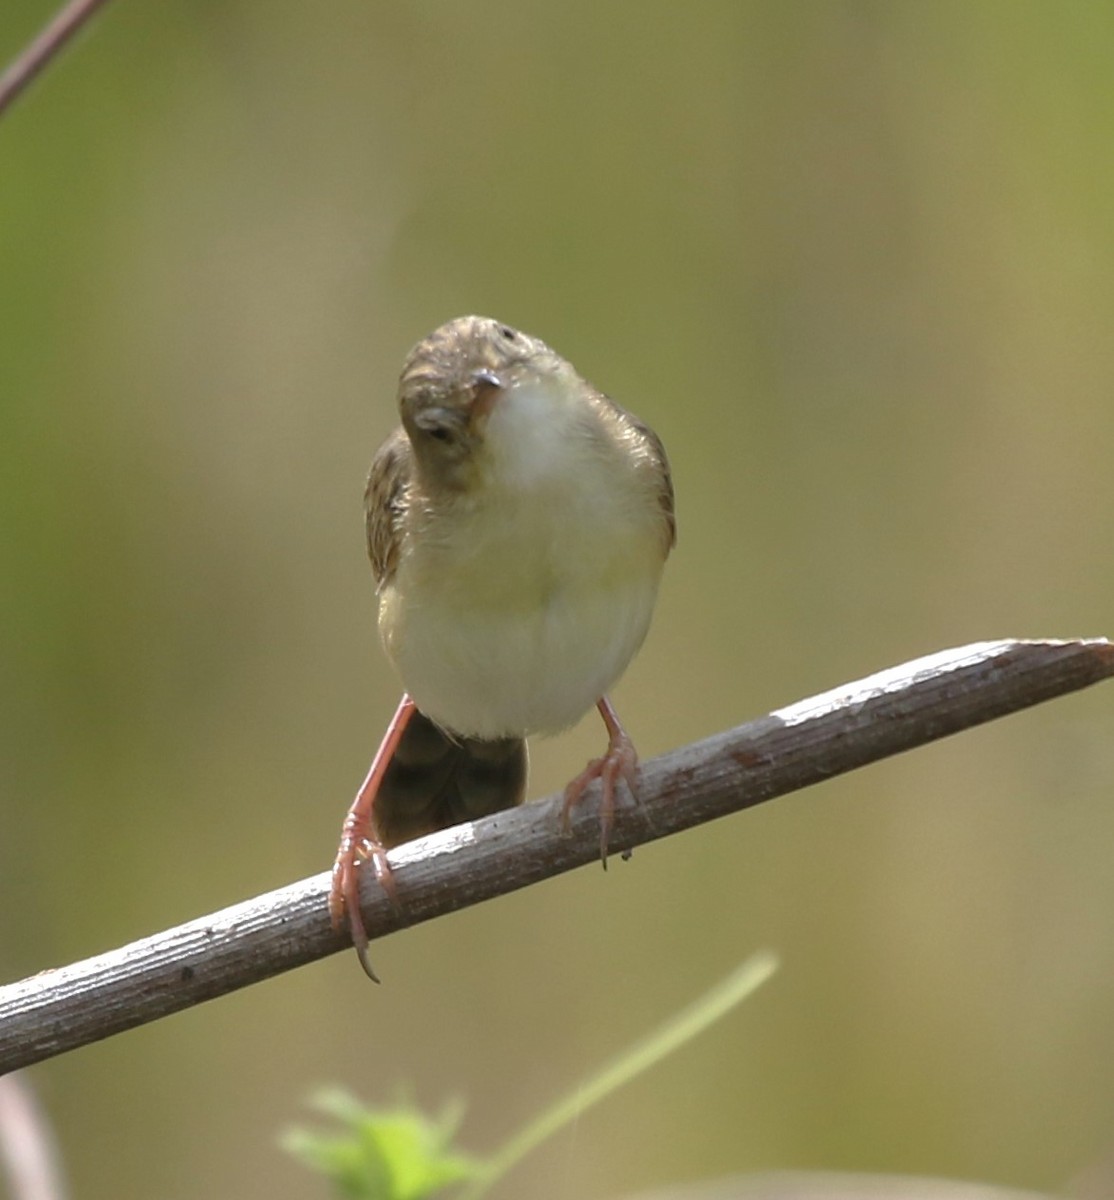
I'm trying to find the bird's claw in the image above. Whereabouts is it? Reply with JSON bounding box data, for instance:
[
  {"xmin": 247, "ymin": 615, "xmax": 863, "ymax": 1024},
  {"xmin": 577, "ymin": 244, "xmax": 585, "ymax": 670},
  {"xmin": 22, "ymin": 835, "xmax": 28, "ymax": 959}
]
[
  {"xmin": 329, "ymin": 829, "xmax": 396, "ymax": 984},
  {"xmin": 561, "ymin": 728, "xmax": 639, "ymax": 867}
]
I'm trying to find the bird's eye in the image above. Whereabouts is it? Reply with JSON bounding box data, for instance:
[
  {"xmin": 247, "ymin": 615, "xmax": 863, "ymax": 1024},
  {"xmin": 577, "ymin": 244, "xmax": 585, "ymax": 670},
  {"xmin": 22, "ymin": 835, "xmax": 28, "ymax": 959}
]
[
  {"xmin": 499, "ymin": 326, "xmax": 517, "ymax": 341},
  {"xmin": 412, "ymin": 406, "xmax": 462, "ymax": 446}
]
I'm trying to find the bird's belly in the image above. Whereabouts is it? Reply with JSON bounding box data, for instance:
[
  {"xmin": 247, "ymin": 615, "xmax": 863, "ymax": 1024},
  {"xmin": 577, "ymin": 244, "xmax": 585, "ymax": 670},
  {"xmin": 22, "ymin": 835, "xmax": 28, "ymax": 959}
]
[{"xmin": 378, "ymin": 509, "xmax": 664, "ymax": 739}]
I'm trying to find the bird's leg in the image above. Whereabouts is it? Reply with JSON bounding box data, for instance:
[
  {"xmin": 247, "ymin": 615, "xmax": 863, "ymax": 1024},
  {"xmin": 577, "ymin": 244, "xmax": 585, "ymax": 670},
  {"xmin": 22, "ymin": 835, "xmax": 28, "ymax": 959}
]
[
  {"xmin": 329, "ymin": 693, "xmax": 416, "ymax": 981},
  {"xmin": 561, "ymin": 695, "xmax": 639, "ymax": 867}
]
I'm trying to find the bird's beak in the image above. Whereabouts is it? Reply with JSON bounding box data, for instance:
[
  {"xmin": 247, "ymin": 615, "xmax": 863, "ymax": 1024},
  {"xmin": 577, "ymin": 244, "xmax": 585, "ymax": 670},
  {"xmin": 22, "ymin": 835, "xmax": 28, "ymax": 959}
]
[{"xmin": 469, "ymin": 369, "xmax": 504, "ymax": 426}]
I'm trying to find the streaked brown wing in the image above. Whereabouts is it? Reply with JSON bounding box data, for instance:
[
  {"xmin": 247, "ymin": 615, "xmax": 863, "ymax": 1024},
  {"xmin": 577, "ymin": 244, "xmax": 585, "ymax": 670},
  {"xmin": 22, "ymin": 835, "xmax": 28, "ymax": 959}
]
[
  {"xmin": 363, "ymin": 428, "xmax": 412, "ymax": 587},
  {"xmin": 592, "ymin": 385, "xmax": 676, "ymax": 555},
  {"xmin": 637, "ymin": 415, "xmax": 676, "ymax": 553}
]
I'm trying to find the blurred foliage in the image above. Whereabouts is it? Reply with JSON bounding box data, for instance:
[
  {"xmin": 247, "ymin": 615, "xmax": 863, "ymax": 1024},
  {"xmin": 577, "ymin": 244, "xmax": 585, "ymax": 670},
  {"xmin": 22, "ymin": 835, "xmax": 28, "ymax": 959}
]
[
  {"xmin": 284, "ymin": 956, "xmax": 776, "ymax": 1199},
  {"xmin": 284, "ymin": 1092, "xmax": 479, "ymax": 1200},
  {"xmin": 2, "ymin": 3, "xmax": 1114, "ymax": 1200}
]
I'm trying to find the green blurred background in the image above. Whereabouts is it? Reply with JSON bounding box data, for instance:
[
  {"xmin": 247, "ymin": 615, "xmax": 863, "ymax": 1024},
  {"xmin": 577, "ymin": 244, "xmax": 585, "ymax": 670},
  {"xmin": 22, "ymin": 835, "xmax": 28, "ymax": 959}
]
[{"xmin": 3, "ymin": 2, "xmax": 1114, "ymax": 1197}]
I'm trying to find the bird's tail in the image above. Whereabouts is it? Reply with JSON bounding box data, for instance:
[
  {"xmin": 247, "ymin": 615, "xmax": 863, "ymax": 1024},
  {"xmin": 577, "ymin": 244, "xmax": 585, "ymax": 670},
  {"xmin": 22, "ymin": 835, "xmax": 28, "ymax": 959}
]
[{"xmin": 371, "ymin": 707, "xmax": 528, "ymax": 848}]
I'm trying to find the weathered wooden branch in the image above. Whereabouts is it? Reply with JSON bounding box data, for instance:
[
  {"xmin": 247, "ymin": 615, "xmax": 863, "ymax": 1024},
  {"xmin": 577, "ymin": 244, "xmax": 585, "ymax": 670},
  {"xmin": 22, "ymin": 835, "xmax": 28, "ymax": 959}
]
[{"xmin": 1, "ymin": 638, "xmax": 1111, "ymax": 1076}]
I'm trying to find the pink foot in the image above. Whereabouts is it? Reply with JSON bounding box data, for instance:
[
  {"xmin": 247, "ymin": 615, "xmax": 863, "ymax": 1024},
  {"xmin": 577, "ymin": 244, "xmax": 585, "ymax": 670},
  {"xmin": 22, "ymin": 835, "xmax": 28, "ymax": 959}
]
[
  {"xmin": 561, "ymin": 697, "xmax": 639, "ymax": 867},
  {"xmin": 328, "ymin": 695, "xmax": 415, "ymax": 982},
  {"xmin": 329, "ymin": 823, "xmax": 396, "ymax": 983}
]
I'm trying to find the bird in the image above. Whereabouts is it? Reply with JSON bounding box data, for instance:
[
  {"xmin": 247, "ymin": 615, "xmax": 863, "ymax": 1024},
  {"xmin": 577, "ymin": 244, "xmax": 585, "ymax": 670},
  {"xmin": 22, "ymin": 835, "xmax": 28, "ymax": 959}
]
[{"xmin": 329, "ymin": 315, "xmax": 675, "ymax": 978}]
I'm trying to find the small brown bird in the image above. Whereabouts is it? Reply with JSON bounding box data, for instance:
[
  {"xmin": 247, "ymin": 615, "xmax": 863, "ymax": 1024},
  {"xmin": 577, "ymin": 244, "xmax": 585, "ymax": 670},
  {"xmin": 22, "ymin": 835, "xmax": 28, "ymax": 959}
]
[{"xmin": 329, "ymin": 316, "xmax": 675, "ymax": 978}]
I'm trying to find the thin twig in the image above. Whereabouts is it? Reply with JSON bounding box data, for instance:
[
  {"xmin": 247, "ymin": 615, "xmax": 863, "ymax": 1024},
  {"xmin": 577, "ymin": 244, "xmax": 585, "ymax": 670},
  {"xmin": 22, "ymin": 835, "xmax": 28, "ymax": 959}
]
[
  {"xmin": 0, "ymin": 638, "xmax": 1111, "ymax": 1075},
  {"xmin": 0, "ymin": 0, "xmax": 113, "ymax": 119}
]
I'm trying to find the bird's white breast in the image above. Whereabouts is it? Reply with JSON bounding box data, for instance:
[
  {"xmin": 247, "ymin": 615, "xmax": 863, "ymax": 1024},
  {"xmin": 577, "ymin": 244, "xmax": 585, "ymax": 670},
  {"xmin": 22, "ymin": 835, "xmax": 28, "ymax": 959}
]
[{"xmin": 378, "ymin": 380, "xmax": 665, "ymax": 739}]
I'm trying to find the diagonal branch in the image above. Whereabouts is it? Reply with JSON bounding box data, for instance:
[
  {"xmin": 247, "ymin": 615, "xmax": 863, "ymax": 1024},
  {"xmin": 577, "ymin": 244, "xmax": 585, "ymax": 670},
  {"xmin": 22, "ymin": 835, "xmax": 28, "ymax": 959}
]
[
  {"xmin": 1, "ymin": 638, "xmax": 1112, "ymax": 1075},
  {"xmin": 0, "ymin": 0, "xmax": 113, "ymax": 119}
]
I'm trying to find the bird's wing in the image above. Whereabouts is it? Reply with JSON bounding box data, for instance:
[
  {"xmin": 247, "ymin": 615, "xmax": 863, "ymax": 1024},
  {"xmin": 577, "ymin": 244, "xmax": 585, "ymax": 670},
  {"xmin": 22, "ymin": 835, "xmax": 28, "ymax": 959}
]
[
  {"xmin": 364, "ymin": 428, "xmax": 412, "ymax": 588},
  {"xmin": 637, "ymin": 415, "xmax": 676, "ymax": 553}
]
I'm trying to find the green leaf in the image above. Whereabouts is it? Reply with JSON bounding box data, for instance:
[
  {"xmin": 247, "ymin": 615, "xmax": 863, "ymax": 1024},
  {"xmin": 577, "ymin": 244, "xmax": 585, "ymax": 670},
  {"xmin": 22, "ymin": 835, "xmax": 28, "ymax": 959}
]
[{"xmin": 282, "ymin": 1090, "xmax": 480, "ymax": 1200}]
